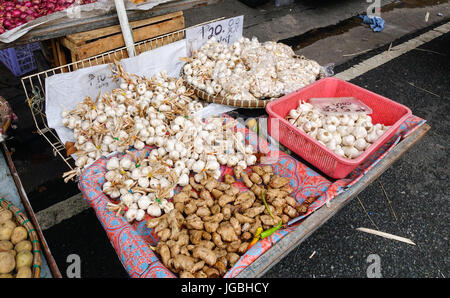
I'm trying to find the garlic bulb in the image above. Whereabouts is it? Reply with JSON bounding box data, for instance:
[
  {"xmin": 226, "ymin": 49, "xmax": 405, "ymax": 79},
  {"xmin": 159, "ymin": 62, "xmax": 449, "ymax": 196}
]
[
  {"xmin": 147, "ymin": 204, "xmax": 162, "ymax": 217},
  {"xmin": 61, "ymin": 63, "xmax": 206, "ymax": 182}
]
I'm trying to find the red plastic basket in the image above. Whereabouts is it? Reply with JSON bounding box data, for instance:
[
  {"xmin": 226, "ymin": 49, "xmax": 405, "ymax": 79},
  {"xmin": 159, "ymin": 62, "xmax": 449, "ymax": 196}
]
[{"xmin": 266, "ymin": 77, "xmax": 412, "ymax": 179}]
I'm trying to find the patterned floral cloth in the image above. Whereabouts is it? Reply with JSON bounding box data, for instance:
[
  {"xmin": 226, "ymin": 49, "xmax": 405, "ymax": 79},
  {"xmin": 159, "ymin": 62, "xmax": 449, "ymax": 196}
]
[{"xmin": 78, "ymin": 115, "xmax": 425, "ymax": 278}]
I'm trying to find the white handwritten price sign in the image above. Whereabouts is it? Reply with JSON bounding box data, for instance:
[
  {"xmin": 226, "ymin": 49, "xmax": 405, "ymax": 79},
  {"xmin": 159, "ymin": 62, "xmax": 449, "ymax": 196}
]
[{"xmin": 186, "ymin": 15, "xmax": 244, "ymax": 56}]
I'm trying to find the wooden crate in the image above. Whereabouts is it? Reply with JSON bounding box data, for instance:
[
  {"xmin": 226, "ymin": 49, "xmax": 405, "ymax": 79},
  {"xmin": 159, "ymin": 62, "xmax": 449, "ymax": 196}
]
[{"xmin": 53, "ymin": 11, "xmax": 185, "ymax": 68}]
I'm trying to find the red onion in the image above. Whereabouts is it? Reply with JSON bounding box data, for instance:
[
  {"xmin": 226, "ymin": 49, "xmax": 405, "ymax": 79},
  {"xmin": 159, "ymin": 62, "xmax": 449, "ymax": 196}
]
[
  {"xmin": 0, "ymin": 0, "xmax": 97, "ymax": 33},
  {"xmin": 12, "ymin": 10, "xmax": 21, "ymax": 18},
  {"xmin": 3, "ymin": 19, "xmax": 12, "ymax": 29}
]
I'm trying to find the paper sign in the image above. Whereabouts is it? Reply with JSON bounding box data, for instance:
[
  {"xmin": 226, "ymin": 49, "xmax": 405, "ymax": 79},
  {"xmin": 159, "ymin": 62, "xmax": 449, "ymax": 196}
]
[
  {"xmin": 309, "ymin": 97, "xmax": 373, "ymax": 115},
  {"xmin": 186, "ymin": 15, "xmax": 244, "ymax": 56},
  {"xmin": 45, "ymin": 64, "xmax": 118, "ymax": 145}
]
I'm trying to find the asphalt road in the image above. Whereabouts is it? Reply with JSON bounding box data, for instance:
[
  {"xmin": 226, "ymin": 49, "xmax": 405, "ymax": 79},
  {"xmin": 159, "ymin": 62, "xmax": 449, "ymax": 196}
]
[{"xmin": 0, "ymin": 1, "xmax": 448, "ymax": 278}]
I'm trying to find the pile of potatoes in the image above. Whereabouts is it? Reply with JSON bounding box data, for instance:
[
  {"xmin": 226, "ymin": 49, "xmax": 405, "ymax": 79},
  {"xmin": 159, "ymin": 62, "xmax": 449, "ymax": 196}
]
[
  {"xmin": 0, "ymin": 208, "xmax": 34, "ymax": 278},
  {"xmin": 146, "ymin": 164, "xmax": 305, "ymax": 278}
]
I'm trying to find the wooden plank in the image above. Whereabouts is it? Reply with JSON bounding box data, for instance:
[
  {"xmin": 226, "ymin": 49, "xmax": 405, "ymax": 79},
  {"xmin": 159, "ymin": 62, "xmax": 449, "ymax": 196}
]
[
  {"xmin": 55, "ymin": 40, "xmax": 67, "ymax": 68},
  {"xmin": 59, "ymin": 37, "xmax": 79, "ymax": 54},
  {"xmin": 235, "ymin": 123, "xmax": 431, "ymax": 277},
  {"xmin": 65, "ymin": 11, "xmax": 183, "ymax": 46},
  {"xmin": 72, "ymin": 15, "xmax": 184, "ymax": 60},
  {"xmin": 0, "ymin": 0, "xmax": 222, "ymax": 50},
  {"xmin": 65, "ymin": 31, "xmax": 184, "ymax": 69},
  {"xmin": 50, "ymin": 39, "xmax": 59, "ymax": 67}
]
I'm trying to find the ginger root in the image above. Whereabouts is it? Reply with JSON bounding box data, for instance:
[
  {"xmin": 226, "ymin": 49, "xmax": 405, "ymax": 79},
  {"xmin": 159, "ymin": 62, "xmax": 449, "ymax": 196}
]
[{"xmin": 151, "ymin": 164, "xmax": 297, "ymax": 278}]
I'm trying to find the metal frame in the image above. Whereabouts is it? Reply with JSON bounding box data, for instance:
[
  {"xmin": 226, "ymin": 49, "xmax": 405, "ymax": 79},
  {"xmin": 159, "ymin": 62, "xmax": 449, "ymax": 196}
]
[
  {"xmin": 236, "ymin": 123, "xmax": 430, "ymax": 277},
  {"xmin": 21, "ymin": 18, "xmax": 223, "ymax": 171}
]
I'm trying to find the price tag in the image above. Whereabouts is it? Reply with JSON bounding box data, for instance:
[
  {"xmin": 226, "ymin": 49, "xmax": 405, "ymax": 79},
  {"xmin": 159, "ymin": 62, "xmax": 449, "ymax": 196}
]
[
  {"xmin": 45, "ymin": 64, "xmax": 118, "ymax": 145},
  {"xmin": 186, "ymin": 15, "xmax": 244, "ymax": 56},
  {"xmin": 86, "ymin": 71, "xmax": 111, "ymax": 91},
  {"xmin": 309, "ymin": 97, "xmax": 373, "ymax": 115}
]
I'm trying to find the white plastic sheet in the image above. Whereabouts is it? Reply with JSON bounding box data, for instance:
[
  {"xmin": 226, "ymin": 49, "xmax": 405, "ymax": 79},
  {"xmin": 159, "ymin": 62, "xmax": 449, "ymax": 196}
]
[{"xmin": 120, "ymin": 39, "xmax": 186, "ymax": 77}]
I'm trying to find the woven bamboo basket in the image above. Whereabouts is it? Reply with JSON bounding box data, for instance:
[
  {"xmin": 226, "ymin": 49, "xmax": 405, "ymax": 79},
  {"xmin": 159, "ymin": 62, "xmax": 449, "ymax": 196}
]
[
  {"xmin": 0, "ymin": 197, "xmax": 41, "ymax": 278},
  {"xmin": 181, "ymin": 68, "xmax": 273, "ymax": 108},
  {"xmin": 180, "ymin": 55, "xmax": 325, "ymax": 109}
]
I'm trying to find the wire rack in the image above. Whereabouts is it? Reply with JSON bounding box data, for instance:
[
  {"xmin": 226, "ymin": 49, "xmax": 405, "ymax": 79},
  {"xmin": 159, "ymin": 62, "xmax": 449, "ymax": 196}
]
[{"xmin": 21, "ymin": 18, "xmax": 223, "ymax": 171}]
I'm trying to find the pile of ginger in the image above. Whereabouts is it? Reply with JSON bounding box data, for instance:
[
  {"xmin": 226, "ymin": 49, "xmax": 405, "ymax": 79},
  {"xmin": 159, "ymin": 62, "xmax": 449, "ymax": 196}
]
[{"xmin": 146, "ymin": 164, "xmax": 315, "ymax": 278}]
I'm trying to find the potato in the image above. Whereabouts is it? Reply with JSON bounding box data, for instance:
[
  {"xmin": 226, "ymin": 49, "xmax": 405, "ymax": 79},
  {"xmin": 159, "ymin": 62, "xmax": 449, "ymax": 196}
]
[
  {"xmin": 11, "ymin": 226, "xmax": 28, "ymax": 245},
  {"xmin": 7, "ymin": 250, "xmax": 16, "ymax": 257},
  {"xmin": 16, "ymin": 266, "xmax": 32, "ymax": 278},
  {"xmin": 0, "ymin": 240, "xmax": 13, "ymax": 252},
  {"xmin": 1, "ymin": 220, "xmax": 16, "ymax": 230},
  {"xmin": 0, "ymin": 209, "xmax": 13, "ymax": 224},
  {"xmin": 0, "ymin": 251, "xmax": 15, "ymax": 274},
  {"xmin": 16, "ymin": 250, "xmax": 33, "ymax": 270},
  {"xmin": 0, "ymin": 226, "xmax": 13, "ymax": 241}
]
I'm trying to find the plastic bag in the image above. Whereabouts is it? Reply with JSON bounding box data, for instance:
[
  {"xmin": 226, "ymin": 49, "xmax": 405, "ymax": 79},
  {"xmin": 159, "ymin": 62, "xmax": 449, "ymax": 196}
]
[
  {"xmin": 321, "ymin": 63, "xmax": 335, "ymax": 77},
  {"xmin": 125, "ymin": 0, "xmax": 174, "ymax": 10}
]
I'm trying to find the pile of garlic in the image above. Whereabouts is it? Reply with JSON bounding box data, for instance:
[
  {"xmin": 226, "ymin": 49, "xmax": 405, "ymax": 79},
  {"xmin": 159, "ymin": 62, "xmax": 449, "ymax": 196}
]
[
  {"xmin": 105, "ymin": 115, "xmax": 258, "ymax": 222},
  {"xmin": 286, "ymin": 101, "xmax": 391, "ymax": 159},
  {"xmin": 61, "ymin": 64, "xmax": 259, "ymax": 221},
  {"xmin": 61, "ymin": 66, "xmax": 205, "ymax": 182},
  {"xmin": 104, "ymin": 154, "xmax": 176, "ymax": 222},
  {"xmin": 183, "ymin": 37, "xmax": 322, "ymax": 102}
]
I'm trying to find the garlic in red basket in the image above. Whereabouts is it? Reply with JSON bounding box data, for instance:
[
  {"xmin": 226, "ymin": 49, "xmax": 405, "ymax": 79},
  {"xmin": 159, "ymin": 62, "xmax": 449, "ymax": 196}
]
[{"xmin": 286, "ymin": 101, "xmax": 391, "ymax": 159}]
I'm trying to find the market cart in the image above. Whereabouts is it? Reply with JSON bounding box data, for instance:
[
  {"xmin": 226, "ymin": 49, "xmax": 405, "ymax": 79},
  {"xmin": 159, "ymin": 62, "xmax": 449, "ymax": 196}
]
[{"xmin": 16, "ymin": 15, "xmax": 431, "ymax": 277}]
